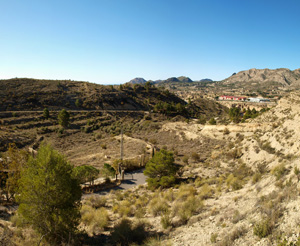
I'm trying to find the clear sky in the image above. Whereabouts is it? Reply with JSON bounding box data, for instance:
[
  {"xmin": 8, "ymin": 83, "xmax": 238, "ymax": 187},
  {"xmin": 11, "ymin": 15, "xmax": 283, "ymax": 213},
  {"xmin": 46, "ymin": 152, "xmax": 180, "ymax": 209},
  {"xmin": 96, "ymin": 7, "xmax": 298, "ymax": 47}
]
[{"xmin": 1, "ymin": 0, "xmax": 299, "ymax": 84}]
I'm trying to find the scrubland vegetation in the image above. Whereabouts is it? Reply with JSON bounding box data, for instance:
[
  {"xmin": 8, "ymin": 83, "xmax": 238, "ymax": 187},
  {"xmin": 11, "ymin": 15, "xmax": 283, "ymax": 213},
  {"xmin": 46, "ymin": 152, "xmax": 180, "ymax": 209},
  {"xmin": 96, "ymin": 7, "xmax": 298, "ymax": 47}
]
[{"xmin": 2, "ymin": 79, "xmax": 300, "ymax": 245}]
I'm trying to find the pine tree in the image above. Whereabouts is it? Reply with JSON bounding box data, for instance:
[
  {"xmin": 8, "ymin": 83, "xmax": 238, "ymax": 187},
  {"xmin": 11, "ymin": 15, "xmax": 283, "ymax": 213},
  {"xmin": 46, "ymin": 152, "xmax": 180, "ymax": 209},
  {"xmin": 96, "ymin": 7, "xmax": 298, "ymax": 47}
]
[
  {"xmin": 144, "ymin": 149, "xmax": 179, "ymax": 189},
  {"xmin": 43, "ymin": 107, "xmax": 49, "ymax": 119},
  {"xmin": 17, "ymin": 144, "xmax": 81, "ymax": 244},
  {"xmin": 58, "ymin": 109, "xmax": 70, "ymax": 128}
]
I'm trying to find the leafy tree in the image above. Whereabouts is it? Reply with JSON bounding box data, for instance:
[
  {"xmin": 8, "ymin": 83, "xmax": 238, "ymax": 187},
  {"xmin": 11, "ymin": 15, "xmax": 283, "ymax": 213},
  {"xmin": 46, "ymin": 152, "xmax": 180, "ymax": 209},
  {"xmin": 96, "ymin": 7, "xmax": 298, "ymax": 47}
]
[
  {"xmin": 229, "ymin": 107, "xmax": 241, "ymax": 123},
  {"xmin": 145, "ymin": 81, "xmax": 151, "ymax": 92},
  {"xmin": 102, "ymin": 163, "xmax": 116, "ymax": 178},
  {"xmin": 58, "ymin": 109, "xmax": 70, "ymax": 128},
  {"xmin": 73, "ymin": 165, "xmax": 99, "ymax": 185},
  {"xmin": 43, "ymin": 107, "xmax": 49, "ymax": 119},
  {"xmin": 17, "ymin": 144, "xmax": 81, "ymax": 245},
  {"xmin": 243, "ymin": 108, "xmax": 252, "ymax": 120},
  {"xmin": 144, "ymin": 149, "xmax": 179, "ymax": 189},
  {"xmin": 0, "ymin": 144, "xmax": 28, "ymax": 202}
]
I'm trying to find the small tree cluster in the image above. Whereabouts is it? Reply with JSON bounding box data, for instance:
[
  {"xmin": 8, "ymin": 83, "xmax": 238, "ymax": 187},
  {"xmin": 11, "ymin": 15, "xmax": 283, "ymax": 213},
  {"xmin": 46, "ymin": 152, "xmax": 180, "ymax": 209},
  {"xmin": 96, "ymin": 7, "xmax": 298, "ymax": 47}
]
[{"xmin": 154, "ymin": 102, "xmax": 186, "ymax": 115}]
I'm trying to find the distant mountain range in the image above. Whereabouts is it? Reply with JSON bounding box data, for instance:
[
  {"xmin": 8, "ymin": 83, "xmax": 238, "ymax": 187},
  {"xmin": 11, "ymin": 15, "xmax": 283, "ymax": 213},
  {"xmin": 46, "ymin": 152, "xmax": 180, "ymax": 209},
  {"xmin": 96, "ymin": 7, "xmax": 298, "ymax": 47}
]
[
  {"xmin": 128, "ymin": 76, "xmax": 212, "ymax": 85},
  {"xmin": 128, "ymin": 68, "xmax": 300, "ymax": 89}
]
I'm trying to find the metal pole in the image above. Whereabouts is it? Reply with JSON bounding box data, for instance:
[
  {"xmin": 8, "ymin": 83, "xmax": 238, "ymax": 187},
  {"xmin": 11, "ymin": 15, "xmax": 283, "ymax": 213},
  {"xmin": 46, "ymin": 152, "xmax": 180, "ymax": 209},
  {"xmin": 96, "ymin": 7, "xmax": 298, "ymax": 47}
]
[{"xmin": 120, "ymin": 127, "xmax": 124, "ymax": 180}]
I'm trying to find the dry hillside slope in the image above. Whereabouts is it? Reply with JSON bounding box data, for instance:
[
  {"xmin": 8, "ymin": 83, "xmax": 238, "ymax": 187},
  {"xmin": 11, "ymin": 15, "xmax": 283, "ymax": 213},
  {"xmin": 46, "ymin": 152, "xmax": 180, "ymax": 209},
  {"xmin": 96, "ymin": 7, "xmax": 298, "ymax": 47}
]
[{"xmin": 220, "ymin": 68, "xmax": 300, "ymax": 90}]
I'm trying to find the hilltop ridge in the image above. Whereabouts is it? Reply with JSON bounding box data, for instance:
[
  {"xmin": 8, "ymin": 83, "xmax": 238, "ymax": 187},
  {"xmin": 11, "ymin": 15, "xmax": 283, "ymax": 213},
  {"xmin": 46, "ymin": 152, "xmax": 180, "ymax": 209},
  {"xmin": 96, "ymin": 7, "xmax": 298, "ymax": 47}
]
[{"xmin": 221, "ymin": 68, "xmax": 300, "ymax": 88}]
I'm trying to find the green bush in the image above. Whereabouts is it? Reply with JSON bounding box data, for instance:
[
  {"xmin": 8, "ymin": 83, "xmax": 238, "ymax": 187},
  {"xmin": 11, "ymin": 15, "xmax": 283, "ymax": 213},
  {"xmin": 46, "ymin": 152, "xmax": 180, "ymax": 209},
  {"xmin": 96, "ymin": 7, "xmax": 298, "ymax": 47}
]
[
  {"xmin": 226, "ymin": 174, "xmax": 243, "ymax": 190},
  {"xmin": 209, "ymin": 118, "xmax": 216, "ymax": 125},
  {"xmin": 253, "ymin": 218, "xmax": 273, "ymax": 238},
  {"xmin": 111, "ymin": 218, "xmax": 148, "ymax": 246}
]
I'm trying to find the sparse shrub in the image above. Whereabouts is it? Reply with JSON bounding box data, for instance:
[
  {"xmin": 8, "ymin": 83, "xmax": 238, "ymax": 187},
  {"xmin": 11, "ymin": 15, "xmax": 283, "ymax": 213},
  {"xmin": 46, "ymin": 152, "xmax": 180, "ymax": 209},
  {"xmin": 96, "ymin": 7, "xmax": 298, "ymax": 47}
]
[
  {"xmin": 197, "ymin": 116, "xmax": 206, "ymax": 124},
  {"xmin": 149, "ymin": 197, "xmax": 169, "ymax": 216},
  {"xmin": 83, "ymin": 126, "xmax": 92, "ymax": 133},
  {"xmin": 95, "ymin": 132, "xmax": 102, "ymax": 139},
  {"xmin": 226, "ymin": 174, "xmax": 243, "ymax": 190},
  {"xmin": 218, "ymin": 226, "xmax": 247, "ymax": 245},
  {"xmin": 210, "ymin": 233, "xmax": 218, "ymax": 243},
  {"xmin": 229, "ymin": 226, "xmax": 247, "ymax": 241},
  {"xmin": 182, "ymin": 155, "xmax": 189, "ymax": 164},
  {"xmin": 119, "ymin": 200, "xmax": 134, "ymax": 217},
  {"xmin": 161, "ymin": 211, "xmax": 172, "ymax": 229},
  {"xmin": 101, "ymin": 143, "xmax": 107, "ymax": 149},
  {"xmin": 176, "ymin": 184, "xmax": 197, "ymax": 201},
  {"xmin": 143, "ymin": 237, "xmax": 172, "ymax": 246},
  {"xmin": 272, "ymin": 164, "xmax": 288, "ymax": 180},
  {"xmin": 191, "ymin": 152, "xmax": 200, "ymax": 161},
  {"xmin": 112, "ymin": 203, "xmax": 120, "ymax": 214},
  {"xmin": 252, "ymin": 172, "xmax": 262, "ymax": 184},
  {"xmin": 115, "ymin": 190, "xmax": 124, "ymax": 201},
  {"xmin": 198, "ymin": 183, "xmax": 213, "ymax": 200},
  {"xmin": 175, "ymin": 196, "xmax": 203, "ymax": 224},
  {"xmin": 135, "ymin": 207, "xmax": 146, "ymax": 219},
  {"xmin": 163, "ymin": 189, "xmax": 175, "ymax": 202},
  {"xmin": 149, "ymin": 138, "xmax": 157, "ymax": 144},
  {"xmin": 223, "ymin": 128, "xmax": 230, "ymax": 135},
  {"xmin": 57, "ymin": 127, "xmax": 64, "ymax": 135},
  {"xmin": 111, "ymin": 218, "xmax": 148, "ymax": 246},
  {"xmin": 87, "ymin": 195, "xmax": 106, "ymax": 208},
  {"xmin": 81, "ymin": 205, "xmax": 109, "ymax": 234},
  {"xmin": 294, "ymin": 166, "xmax": 300, "ymax": 181},
  {"xmin": 232, "ymin": 210, "xmax": 245, "ymax": 224},
  {"xmin": 226, "ymin": 148, "xmax": 242, "ymax": 159},
  {"xmin": 209, "ymin": 117, "xmax": 216, "ymax": 125},
  {"xmin": 92, "ymin": 207, "xmax": 109, "ymax": 231},
  {"xmin": 260, "ymin": 141, "xmax": 276, "ymax": 154},
  {"xmin": 253, "ymin": 218, "xmax": 273, "ymax": 238}
]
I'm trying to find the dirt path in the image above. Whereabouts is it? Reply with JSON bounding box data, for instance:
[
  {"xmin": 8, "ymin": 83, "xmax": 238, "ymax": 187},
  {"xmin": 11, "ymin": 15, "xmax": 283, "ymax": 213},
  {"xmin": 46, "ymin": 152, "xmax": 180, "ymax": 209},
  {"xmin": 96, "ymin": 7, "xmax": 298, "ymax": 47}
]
[
  {"xmin": 118, "ymin": 169, "xmax": 146, "ymax": 190},
  {"xmin": 83, "ymin": 169, "xmax": 146, "ymax": 198}
]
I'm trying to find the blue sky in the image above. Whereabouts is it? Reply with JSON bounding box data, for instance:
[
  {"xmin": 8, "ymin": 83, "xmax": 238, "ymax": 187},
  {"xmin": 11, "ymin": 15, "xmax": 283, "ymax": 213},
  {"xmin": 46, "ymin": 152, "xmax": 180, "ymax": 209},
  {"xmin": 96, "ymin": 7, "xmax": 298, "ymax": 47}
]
[{"xmin": 1, "ymin": 0, "xmax": 299, "ymax": 84}]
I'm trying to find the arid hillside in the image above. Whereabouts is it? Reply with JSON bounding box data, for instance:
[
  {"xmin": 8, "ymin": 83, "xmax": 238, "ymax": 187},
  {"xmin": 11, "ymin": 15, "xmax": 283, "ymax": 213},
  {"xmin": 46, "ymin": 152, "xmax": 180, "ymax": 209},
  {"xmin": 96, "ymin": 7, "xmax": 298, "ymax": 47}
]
[
  {"xmin": 0, "ymin": 78, "xmax": 184, "ymax": 111},
  {"xmin": 220, "ymin": 68, "xmax": 300, "ymax": 90},
  {"xmin": 2, "ymin": 90, "xmax": 300, "ymax": 245}
]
